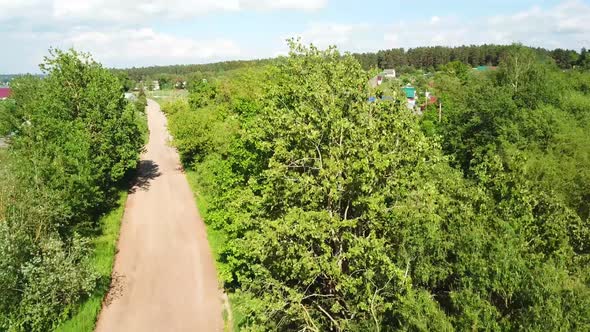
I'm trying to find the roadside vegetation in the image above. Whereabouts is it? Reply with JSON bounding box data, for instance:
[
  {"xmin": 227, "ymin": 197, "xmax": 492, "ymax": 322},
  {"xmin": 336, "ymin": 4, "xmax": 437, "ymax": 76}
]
[
  {"xmin": 163, "ymin": 42, "xmax": 590, "ymax": 331},
  {"xmin": 353, "ymin": 44, "xmax": 590, "ymax": 72},
  {"xmin": 54, "ymin": 192, "xmax": 127, "ymax": 332},
  {"xmin": 0, "ymin": 49, "xmax": 145, "ymax": 331},
  {"xmin": 0, "ymin": 99, "xmax": 15, "ymax": 137},
  {"xmin": 146, "ymin": 89, "xmax": 188, "ymax": 103}
]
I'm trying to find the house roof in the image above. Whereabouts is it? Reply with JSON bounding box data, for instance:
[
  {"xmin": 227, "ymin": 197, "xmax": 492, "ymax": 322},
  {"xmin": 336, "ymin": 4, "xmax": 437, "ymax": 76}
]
[
  {"xmin": 0, "ymin": 88, "xmax": 11, "ymax": 99},
  {"xmin": 402, "ymin": 86, "xmax": 416, "ymax": 99},
  {"xmin": 474, "ymin": 65, "xmax": 498, "ymax": 72}
]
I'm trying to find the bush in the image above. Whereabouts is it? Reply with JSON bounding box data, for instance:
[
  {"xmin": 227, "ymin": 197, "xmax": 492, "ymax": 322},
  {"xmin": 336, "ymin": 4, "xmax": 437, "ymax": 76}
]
[
  {"xmin": 168, "ymin": 42, "xmax": 590, "ymax": 331},
  {"xmin": 161, "ymin": 99, "xmax": 189, "ymax": 116},
  {"xmin": 17, "ymin": 235, "xmax": 96, "ymax": 331},
  {"xmin": 0, "ymin": 99, "xmax": 16, "ymax": 136},
  {"xmin": 135, "ymin": 88, "xmax": 148, "ymax": 113},
  {"xmin": 0, "ymin": 49, "xmax": 143, "ymax": 330}
]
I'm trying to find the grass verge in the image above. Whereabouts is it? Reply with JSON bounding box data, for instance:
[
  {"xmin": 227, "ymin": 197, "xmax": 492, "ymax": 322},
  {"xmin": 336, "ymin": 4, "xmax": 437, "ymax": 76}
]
[
  {"xmin": 55, "ymin": 191, "xmax": 127, "ymax": 332},
  {"xmin": 146, "ymin": 89, "xmax": 189, "ymax": 103},
  {"xmin": 184, "ymin": 170, "xmax": 245, "ymax": 332}
]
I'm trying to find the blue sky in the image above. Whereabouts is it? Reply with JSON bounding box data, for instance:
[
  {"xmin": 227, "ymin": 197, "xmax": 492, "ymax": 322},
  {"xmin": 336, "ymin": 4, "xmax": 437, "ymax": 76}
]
[{"xmin": 1, "ymin": 0, "xmax": 588, "ymax": 73}]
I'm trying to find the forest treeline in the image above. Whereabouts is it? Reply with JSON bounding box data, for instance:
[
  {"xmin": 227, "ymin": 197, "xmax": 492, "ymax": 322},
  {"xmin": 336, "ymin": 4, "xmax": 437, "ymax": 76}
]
[
  {"xmin": 353, "ymin": 44, "xmax": 590, "ymax": 72},
  {"xmin": 162, "ymin": 42, "xmax": 590, "ymax": 331},
  {"xmin": 0, "ymin": 50, "xmax": 145, "ymax": 331},
  {"xmin": 112, "ymin": 58, "xmax": 275, "ymax": 84},
  {"xmin": 114, "ymin": 44, "xmax": 589, "ymax": 86}
]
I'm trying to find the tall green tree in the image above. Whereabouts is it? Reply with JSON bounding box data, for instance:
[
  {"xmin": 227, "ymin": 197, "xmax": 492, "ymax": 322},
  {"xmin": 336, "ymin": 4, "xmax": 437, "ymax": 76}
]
[
  {"xmin": 0, "ymin": 49, "xmax": 143, "ymax": 331},
  {"xmin": 165, "ymin": 42, "xmax": 590, "ymax": 331}
]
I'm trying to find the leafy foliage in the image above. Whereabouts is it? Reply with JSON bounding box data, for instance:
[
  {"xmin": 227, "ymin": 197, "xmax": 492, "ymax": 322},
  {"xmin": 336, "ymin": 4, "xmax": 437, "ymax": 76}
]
[
  {"xmin": 353, "ymin": 44, "xmax": 587, "ymax": 72},
  {"xmin": 135, "ymin": 88, "xmax": 148, "ymax": 114},
  {"xmin": 0, "ymin": 49, "xmax": 144, "ymax": 331},
  {"xmin": 167, "ymin": 42, "xmax": 590, "ymax": 331}
]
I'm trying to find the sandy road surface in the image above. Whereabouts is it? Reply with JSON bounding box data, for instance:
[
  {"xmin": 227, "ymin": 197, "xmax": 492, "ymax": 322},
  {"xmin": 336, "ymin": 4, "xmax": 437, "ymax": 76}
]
[{"xmin": 95, "ymin": 100, "xmax": 223, "ymax": 332}]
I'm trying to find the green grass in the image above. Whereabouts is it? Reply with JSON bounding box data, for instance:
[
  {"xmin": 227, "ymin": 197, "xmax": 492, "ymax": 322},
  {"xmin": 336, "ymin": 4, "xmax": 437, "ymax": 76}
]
[
  {"xmin": 55, "ymin": 192, "xmax": 127, "ymax": 332},
  {"xmin": 184, "ymin": 170, "xmax": 245, "ymax": 332},
  {"xmin": 146, "ymin": 89, "xmax": 189, "ymax": 103},
  {"xmin": 184, "ymin": 170, "xmax": 228, "ymax": 261},
  {"xmin": 136, "ymin": 108, "xmax": 149, "ymax": 146}
]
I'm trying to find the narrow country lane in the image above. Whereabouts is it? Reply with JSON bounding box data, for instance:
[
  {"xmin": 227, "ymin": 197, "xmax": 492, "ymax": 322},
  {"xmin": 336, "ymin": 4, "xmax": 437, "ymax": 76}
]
[{"xmin": 95, "ymin": 100, "xmax": 224, "ymax": 332}]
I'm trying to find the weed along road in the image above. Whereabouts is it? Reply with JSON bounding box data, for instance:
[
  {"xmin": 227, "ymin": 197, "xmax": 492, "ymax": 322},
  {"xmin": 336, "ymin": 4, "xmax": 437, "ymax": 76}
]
[{"xmin": 95, "ymin": 100, "xmax": 223, "ymax": 332}]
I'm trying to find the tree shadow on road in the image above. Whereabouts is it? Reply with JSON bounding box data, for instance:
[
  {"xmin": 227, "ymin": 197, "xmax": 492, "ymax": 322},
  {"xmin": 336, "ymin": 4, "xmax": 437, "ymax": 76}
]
[{"xmin": 129, "ymin": 160, "xmax": 161, "ymax": 193}]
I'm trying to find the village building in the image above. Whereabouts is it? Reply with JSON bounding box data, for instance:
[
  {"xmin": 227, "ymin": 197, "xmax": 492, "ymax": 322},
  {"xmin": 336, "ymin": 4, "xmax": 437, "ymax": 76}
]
[
  {"xmin": 124, "ymin": 92, "xmax": 137, "ymax": 101},
  {"xmin": 369, "ymin": 75, "xmax": 383, "ymax": 88},
  {"xmin": 402, "ymin": 84, "xmax": 416, "ymax": 109},
  {"xmin": 383, "ymin": 69, "xmax": 396, "ymax": 79},
  {"xmin": 0, "ymin": 87, "xmax": 11, "ymax": 100},
  {"xmin": 151, "ymin": 80, "xmax": 160, "ymax": 91}
]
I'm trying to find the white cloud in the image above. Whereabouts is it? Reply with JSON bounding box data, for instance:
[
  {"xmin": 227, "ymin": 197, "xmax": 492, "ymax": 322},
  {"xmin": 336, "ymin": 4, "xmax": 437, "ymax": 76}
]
[
  {"xmin": 383, "ymin": 0, "xmax": 590, "ymax": 49},
  {"xmin": 287, "ymin": 1, "xmax": 590, "ymax": 56},
  {"xmin": 0, "ymin": 27, "xmax": 242, "ymax": 72},
  {"xmin": 3, "ymin": 0, "xmax": 331, "ymax": 72},
  {"xmin": 64, "ymin": 28, "xmax": 241, "ymax": 66},
  {"xmin": 2, "ymin": 0, "xmax": 589, "ymax": 73},
  {"xmin": 291, "ymin": 22, "xmax": 374, "ymax": 51},
  {"xmin": 241, "ymin": 0, "xmax": 327, "ymax": 11},
  {"xmin": 1, "ymin": 0, "xmax": 328, "ymax": 25},
  {"xmin": 0, "ymin": 0, "xmax": 48, "ymax": 21},
  {"xmin": 52, "ymin": 0, "xmax": 241, "ymax": 22}
]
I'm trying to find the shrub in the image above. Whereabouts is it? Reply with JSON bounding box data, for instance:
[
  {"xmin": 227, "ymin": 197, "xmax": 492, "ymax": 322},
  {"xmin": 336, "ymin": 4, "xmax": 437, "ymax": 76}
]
[{"xmin": 0, "ymin": 49, "xmax": 143, "ymax": 330}]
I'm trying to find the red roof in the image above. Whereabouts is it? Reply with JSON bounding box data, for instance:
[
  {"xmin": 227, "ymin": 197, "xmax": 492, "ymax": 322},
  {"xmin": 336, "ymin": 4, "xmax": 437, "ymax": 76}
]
[{"xmin": 0, "ymin": 88, "xmax": 11, "ymax": 99}]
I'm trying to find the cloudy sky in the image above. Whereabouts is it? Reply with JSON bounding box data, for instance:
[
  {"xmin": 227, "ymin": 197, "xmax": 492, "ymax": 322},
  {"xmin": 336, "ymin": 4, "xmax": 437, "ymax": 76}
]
[{"xmin": 1, "ymin": 0, "xmax": 589, "ymax": 73}]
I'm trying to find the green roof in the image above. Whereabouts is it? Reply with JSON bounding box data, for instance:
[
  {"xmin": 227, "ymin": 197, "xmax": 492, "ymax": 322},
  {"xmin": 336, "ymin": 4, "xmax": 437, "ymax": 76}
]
[
  {"xmin": 402, "ymin": 86, "xmax": 416, "ymax": 98},
  {"xmin": 475, "ymin": 65, "xmax": 489, "ymax": 71}
]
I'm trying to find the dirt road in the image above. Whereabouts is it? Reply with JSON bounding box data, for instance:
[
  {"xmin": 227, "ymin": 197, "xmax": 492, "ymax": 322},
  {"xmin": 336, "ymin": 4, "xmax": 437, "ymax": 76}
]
[{"xmin": 95, "ymin": 100, "xmax": 223, "ymax": 332}]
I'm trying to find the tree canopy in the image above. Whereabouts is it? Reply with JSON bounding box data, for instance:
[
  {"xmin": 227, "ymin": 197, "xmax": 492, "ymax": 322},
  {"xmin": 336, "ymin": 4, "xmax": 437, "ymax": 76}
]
[
  {"xmin": 0, "ymin": 49, "xmax": 145, "ymax": 331},
  {"xmin": 164, "ymin": 42, "xmax": 590, "ymax": 331}
]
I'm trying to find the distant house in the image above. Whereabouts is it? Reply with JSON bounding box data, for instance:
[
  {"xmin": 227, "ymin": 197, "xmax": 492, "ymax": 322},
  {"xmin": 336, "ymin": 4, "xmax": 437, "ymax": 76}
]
[
  {"xmin": 0, "ymin": 87, "xmax": 11, "ymax": 100},
  {"xmin": 124, "ymin": 92, "xmax": 137, "ymax": 101},
  {"xmin": 473, "ymin": 65, "xmax": 498, "ymax": 72},
  {"xmin": 175, "ymin": 81, "xmax": 188, "ymax": 89},
  {"xmin": 369, "ymin": 75, "xmax": 383, "ymax": 88},
  {"xmin": 420, "ymin": 91, "xmax": 438, "ymax": 111},
  {"xmin": 151, "ymin": 80, "xmax": 160, "ymax": 91},
  {"xmin": 402, "ymin": 85, "xmax": 416, "ymax": 99},
  {"xmin": 383, "ymin": 69, "xmax": 396, "ymax": 79},
  {"xmin": 402, "ymin": 85, "xmax": 416, "ymax": 109}
]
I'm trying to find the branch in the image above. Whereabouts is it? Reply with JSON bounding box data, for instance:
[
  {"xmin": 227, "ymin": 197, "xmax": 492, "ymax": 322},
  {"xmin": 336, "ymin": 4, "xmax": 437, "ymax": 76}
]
[
  {"xmin": 316, "ymin": 304, "xmax": 340, "ymax": 331},
  {"xmin": 369, "ymin": 276, "xmax": 394, "ymax": 332},
  {"xmin": 302, "ymin": 293, "xmax": 336, "ymax": 300},
  {"xmin": 314, "ymin": 144, "xmax": 323, "ymax": 169},
  {"xmin": 300, "ymin": 304, "xmax": 320, "ymax": 332}
]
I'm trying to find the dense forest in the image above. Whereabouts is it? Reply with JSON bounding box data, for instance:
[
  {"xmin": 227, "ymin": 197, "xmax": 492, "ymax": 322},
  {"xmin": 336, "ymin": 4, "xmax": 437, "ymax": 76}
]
[
  {"xmin": 162, "ymin": 42, "xmax": 590, "ymax": 330},
  {"xmin": 0, "ymin": 50, "xmax": 146, "ymax": 331},
  {"xmin": 353, "ymin": 45, "xmax": 589, "ymax": 72},
  {"xmin": 0, "ymin": 75, "xmax": 45, "ymax": 85},
  {"xmin": 112, "ymin": 58, "xmax": 275, "ymax": 86},
  {"xmin": 113, "ymin": 44, "xmax": 590, "ymax": 87}
]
